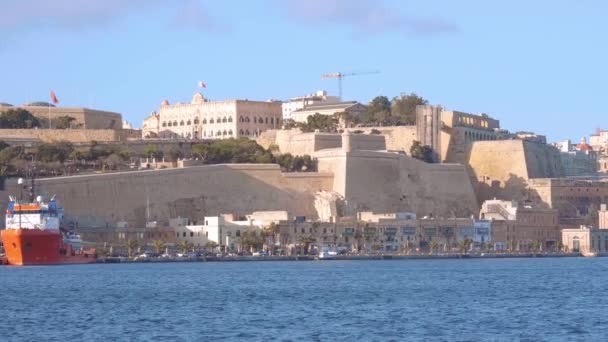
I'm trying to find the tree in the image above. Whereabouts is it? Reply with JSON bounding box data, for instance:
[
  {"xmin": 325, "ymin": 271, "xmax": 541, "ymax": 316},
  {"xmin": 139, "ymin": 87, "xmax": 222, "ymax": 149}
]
[
  {"xmin": 152, "ymin": 239, "xmax": 166, "ymax": 254},
  {"xmin": 429, "ymin": 240, "xmax": 439, "ymax": 254},
  {"xmin": 530, "ymin": 240, "xmax": 541, "ymax": 253},
  {"xmin": 205, "ymin": 241, "xmax": 218, "ymax": 252},
  {"xmin": 164, "ymin": 146, "xmax": 182, "ymax": 162},
  {"xmin": 0, "ymin": 108, "xmax": 41, "ymax": 128},
  {"xmin": 35, "ymin": 141, "xmax": 74, "ymax": 163},
  {"xmin": 103, "ymin": 153, "xmax": 124, "ymax": 170},
  {"xmin": 125, "ymin": 239, "xmax": 138, "ymax": 257},
  {"xmin": 240, "ymin": 231, "xmax": 264, "ymax": 252},
  {"xmin": 410, "ymin": 140, "xmax": 435, "ymax": 163},
  {"xmin": 54, "ymin": 115, "xmax": 77, "ymax": 129},
  {"xmin": 364, "ymin": 96, "xmax": 392, "ymax": 125},
  {"xmin": 458, "ymin": 239, "xmax": 472, "ymax": 254},
  {"xmin": 176, "ymin": 240, "xmax": 194, "ymax": 253},
  {"xmin": 144, "ymin": 144, "xmax": 162, "ymax": 159},
  {"xmin": 299, "ymin": 113, "xmax": 339, "ymax": 133},
  {"xmin": 298, "ymin": 235, "xmax": 316, "ymax": 255},
  {"xmin": 282, "ymin": 119, "xmax": 298, "ymax": 129},
  {"xmin": 391, "ymin": 93, "xmax": 428, "ymax": 125}
]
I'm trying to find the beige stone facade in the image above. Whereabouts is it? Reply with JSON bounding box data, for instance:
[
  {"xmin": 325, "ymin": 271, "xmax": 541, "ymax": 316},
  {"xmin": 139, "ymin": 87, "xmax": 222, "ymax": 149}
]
[
  {"xmin": 0, "ymin": 128, "xmax": 140, "ymax": 143},
  {"xmin": 0, "ymin": 104, "xmax": 122, "ymax": 129},
  {"xmin": 480, "ymin": 199, "xmax": 561, "ymax": 250},
  {"xmin": 144, "ymin": 93, "xmax": 282, "ymax": 140},
  {"xmin": 290, "ymin": 101, "xmax": 366, "ymax": 124},
  {"xmin": 562, "ymin": 226, "xmax": 608, "ymax": 255}
]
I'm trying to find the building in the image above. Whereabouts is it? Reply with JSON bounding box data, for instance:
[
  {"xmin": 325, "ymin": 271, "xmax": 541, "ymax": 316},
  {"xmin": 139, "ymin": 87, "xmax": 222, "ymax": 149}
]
[
  {"xmin": 552, "ymin": 139, "xmax": 597, "ymax": 176},
  {"xmin": 0, "ymin": 102, "xmax": 122, "ymax": 129},
  {"xmin": 480, "ymin": 199, "xmax": 561, "ymax": 251},
  {"xmin": 562, "ymin": 226, "xmax": 608, "ymax": 255},
  {"xmin": 143, "ymin": 93, "xmax": 282, "ymax": 140},
  {"xmin": 589, "ymin": 129, "xmax": 608, "ymax": 152},
  {"xmin": 415, "ymin": 105, "xmax": 502, "ymax": 162},
  {"xmin": 290, "ymin": 101, "xmax": 367, "ymax": 124},
  {"xmin": 173, "ymin": 211, "xmax": 287, "ymax": 251},
  {"xmin": 282, "ymin": 90, "xmax": 340, "ymax": 121}
]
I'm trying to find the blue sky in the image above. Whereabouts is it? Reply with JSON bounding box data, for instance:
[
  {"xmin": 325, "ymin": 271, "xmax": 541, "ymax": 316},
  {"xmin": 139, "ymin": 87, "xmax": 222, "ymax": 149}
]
[{"xmin": 1, "ymin": 0, "xmax": 606, "ymax": 141}]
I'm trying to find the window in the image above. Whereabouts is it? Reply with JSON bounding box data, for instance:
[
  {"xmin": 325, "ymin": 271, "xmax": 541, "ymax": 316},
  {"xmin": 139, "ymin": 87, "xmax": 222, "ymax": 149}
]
[
  {"xmin": 173, "ymin": 121, "xmax": 178, "ymax": 126},
  {"xmin": 180, "ymin": 121, "xmax": 185, "ymax": 126},
  {"xmin": 167, "ymin": 122, "xmax": 172, "ymax": 127},
  {"xmin": 265, "ymin": 117, "xmax": 268, "ymax": 124},
  {"xmin": 194, "ymin": 118, "xmax": 199, "ymax": 124},
  {"xmin": 216, "ymin": 131, "xmax": 221, "ymax": 136},
  {"xmin": 271, "ymin": 117, "xmax": 274, "ymax": 125},
  {"xmin": 209, "ymin": 130, "xmax": 213, "ymax": 136},
  {"xmin": 245, "ymin": 129, "xmax": 250, "ymax": 135},
  {"xmin": 210, "ymin": 119, "xmax": 214, "ymax": 124},
  {"xmin": 259, "ymin": 117, "xmax": 264, "ymax": 124},
  {"xmin": 222, "ymin": 117, "xmax": 227, "ymax": 123},
  {"xmin": 217, "ymin": 117, "xmax": 221, "ymax": 123},
  {"xmin": 223, "ymin": 130, "xmax": 227, "ymax": 135},
  {"xmin": 182, "ymin": 232, "xmax": 186, "ymax": 237},
  {"xmin": 202, "ymin": 119, "xmax": 207, "ymax": 124},
  {"xmin": 187, "ymin": 120, "xmax": 191, "ymax": 125},
  {"xmin": 228, "ymin": 130, "xmax": 233, "ymax": 135},
  {"xmin": 162, "ymin": 122, "xmax": 167, "ymax": 127},
  {"xmin": 245, "ymin": 117, "xmax": 250, "ymax": 123},
  {"xmin": 228, "ymin": 117, "xmax": 233, "ymax": 123},
  {"xmin": 240, "ymin": 117, "xmax": 244, "ymax": 123},
  {"xmin": 254, "ymin": 117, "xmax": 257, "ymax": 123},
  {"xmin": 239, "ymin": 129, "xmax": 244, "ymax": 135}
]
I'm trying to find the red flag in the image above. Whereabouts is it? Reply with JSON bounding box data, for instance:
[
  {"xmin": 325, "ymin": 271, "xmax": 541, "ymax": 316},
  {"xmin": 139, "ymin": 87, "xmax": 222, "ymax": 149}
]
[
  {"xmin": 50, "ymin": 90, "xmax": 59, "ymax": 104},
  {"xmin": 198, "ymin": 81, "xmax": 206, "ymax": 89}
]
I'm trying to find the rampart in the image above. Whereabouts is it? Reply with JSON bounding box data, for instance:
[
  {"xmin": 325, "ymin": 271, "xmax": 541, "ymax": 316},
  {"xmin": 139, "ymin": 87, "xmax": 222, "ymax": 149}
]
[
  {"xmin": 0, "ymin": 129, "xmax": 141, "ymax": 143},
  {"xmin": 0, "ymin": 164, "xmax": 335, "ymax": 228}
]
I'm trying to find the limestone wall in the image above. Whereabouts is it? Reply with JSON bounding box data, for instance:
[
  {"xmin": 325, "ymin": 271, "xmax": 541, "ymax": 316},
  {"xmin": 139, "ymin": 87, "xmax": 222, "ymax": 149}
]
[
  {"xmin": 315, "ymin": 149, "xmax": 478, "ymax": 217},
  {"xmin": 347, "ymin": 126, "xmax": 418, "ymax": 152},
  {"xmin": 5, "ymin": 106, "xmax": 123, "ymax": 129},
  {"xmin": 0, "ymin": 129, "xmax": 139, "ymax": 143},
  {"xmin": 0, "ymin": 164, "xmax": 334, "ymax": 228},
  {"xmin": 464, "ymin": 140, "xmax": 565, "ymax": 204}
]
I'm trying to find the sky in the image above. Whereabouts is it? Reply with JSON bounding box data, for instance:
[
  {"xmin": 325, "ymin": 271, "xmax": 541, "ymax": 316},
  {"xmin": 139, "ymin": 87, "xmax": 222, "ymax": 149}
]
[{"xmin": 1, "ymin": 0, "xmax": 607, "ymax": 142}]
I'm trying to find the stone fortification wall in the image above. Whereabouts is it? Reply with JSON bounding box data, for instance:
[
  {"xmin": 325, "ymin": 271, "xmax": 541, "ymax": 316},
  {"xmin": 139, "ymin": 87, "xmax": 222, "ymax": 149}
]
[
  {"xmin": 0, "ymin": 164, "xmax": 334, "ymax": 228},
  {"xmin": 315, "ymin": 149, "xmax": 478, "ymax": 217},
  {"xmin": 6, "ymin": 106, "xmax": 123, "ymax": 129},
  {"xmin": 0, "ymin": 129, "xmax": 140, "ymax": 143},
  {"xmin": 464, "ymin": 140, "xmax": 565, "ymax": 203},
  {"xmin": 347, "ymin": 126, "xmax": 417, "ymax": 152}
]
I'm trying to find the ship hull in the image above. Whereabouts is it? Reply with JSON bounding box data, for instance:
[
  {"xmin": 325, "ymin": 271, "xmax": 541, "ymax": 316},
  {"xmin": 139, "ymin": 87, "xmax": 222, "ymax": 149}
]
[{"xmin": 1, "ymin": 229, "xmax": 96, "ymax": 266}]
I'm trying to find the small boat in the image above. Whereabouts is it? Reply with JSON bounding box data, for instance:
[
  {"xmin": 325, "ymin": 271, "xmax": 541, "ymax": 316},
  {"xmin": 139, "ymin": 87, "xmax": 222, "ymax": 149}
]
[{"xmin": 0, "ymin": 178, "xmax": 96, "ymax": 266}]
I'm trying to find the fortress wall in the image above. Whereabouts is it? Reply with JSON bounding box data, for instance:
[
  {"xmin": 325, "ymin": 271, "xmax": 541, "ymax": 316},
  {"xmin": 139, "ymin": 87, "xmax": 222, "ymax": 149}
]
[
  {"xmin": 347, "ymin": 126, "xmax": 417, "ymax": 152},
  {"xmin": 316, "ymin": 150, "xmax": 478, "ymax": 217},
  {"xmin": 0, "ymin": 164, "xmax": 334, "ymax": 228},
  {"xmin": 523, "ymin": 142, "xmax": 564, "ymax": 179},
  {"xmin": 0, "ymin": 129, "xmax": 136, "ymax": 143},
  {"xmin": 8, "ymin": 107, "xmax": 123, "ymax": 129},
  {"xmin": 348, "ymin": 134, "xmax": 386, "ymax": 151}
]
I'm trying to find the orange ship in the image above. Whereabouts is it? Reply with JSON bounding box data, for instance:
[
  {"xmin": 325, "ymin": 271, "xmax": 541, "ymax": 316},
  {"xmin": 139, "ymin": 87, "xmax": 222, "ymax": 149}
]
[{"xmin": 1, "ymin": 180, "xmax": 96, "ymax": 266}]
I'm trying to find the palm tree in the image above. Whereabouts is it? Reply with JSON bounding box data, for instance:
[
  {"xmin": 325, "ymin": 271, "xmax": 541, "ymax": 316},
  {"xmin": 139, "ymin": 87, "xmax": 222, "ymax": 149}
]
[
  {"xmin": 458, "ymin": 239, "xmax": 471, "ymax": 254},
  {"xmin": 531, "ymin": 240, "xmax": 541, "ymax": 253},
  {"xmin": 205, "ymin": 241, "xmax": 218, "ymax": 253},
  {"xmin": 298, "ymin": 235, "xmax": 316, "ymax": 255},
  {"xmin": 176, "ymin": 240, "xmax": 193, "ymax": 253},
  {"xmin": 429, "ymin": 240, "xmax": 439, "ymax": 255},
  {"xmin": 555, "ymin": 241, "xmax": 564, "ymax": 252},
  {"xmin": 152, "ymin": 239, "xmax": 165, "ymax": 254},
  {"xmin": 125, "ymin": 239, "xmax": 138, "ymax": 257}
]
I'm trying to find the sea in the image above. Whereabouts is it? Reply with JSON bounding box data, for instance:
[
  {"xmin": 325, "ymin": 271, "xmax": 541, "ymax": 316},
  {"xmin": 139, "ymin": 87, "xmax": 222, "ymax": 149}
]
[{"xmin": 1, "ymin": 258, "xmax": 607, "ymax": 341}]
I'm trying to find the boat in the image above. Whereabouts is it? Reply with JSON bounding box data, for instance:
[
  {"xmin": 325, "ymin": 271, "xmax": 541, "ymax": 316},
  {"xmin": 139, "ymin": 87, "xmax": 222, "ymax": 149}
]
[{"xmin": 0, "ymin": 178, "xmax": 96, "ymax": 266}]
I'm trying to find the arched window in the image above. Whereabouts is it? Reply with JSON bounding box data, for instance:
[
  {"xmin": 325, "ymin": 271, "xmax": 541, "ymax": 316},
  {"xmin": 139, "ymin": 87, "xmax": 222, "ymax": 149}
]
[
  {"xmin": 209, "ymin": 130, "xmax": 213, "ymax": 136},
  {"xmin": 271, "ymin": 117, "xmax": 274, "ymax": 125},
  {"xmin": 228, "ymin": 130, "xmax": 233, "ymax": 135},
  {"xmin": 236, "ymin": 230, "xmax": 241, "ymax": 237},
  {"xmin": 245, "ymin": 129, "xmax": 250, "ymax": 135},
  {"xmin": 265, "ymin": 117, "xmax": 268, "ymax": 124},
  {"xmin": 239, "ymin": 129, "xmax": 244, "ymax": 135},
  {"xmin": 173, "ymin": 121, "xmax": 178, "ymax": 126},
  {"xmin": 222, "ymin": 117, "xmax": 227, "ymax": 123},
  {"xmin": 228, "ymin": 117, "xmax": 233, "ymax": 123},
  {"xmin": 217, "ymin": 117, "xmax": 221, "ymax": 123},
  {"xmin": 167, "ymin": 122, "xmax": 172, "ymax": 127},
  {"xmin": 202, "ymin": 118, "xmax": 207, "ymax": 124},
  {"xmin": 162, "ymin": 122, "xmax": 167, "ymax": 127},
  {"xmin": 276, "ymin": 118, "xmax": 280, "ymax": 126},
  {"xmin": 194, "ymin": 117, "xmax": 199, "ymax": 124},
  {"xmin": 254, "ymin": 117, "xmax": 257, "ymax": 123},
  {"xmin": 246, "ymin": 117, "xmax": 250, "ymax": 123},
  {"xmin": 239, "ymin": 116, "xmax": 244, "ymax": 123},
  {"xmin": 209, "ymin": 119, "xmax": 214, "ymax": 124},
  {"xmin": 222, "ymin": 130, "xmax": 227, "ymax": 136},
  {"xmin": 216, "ymin": 131, "xmax": 221, "ymax": 136},
  {"xmin": 180, "ymin": 121, "xmax": 185, "ymax": 126},
  {"xmin": 186, "ymin": 120, "xmax": 191, "ymax": 125}
]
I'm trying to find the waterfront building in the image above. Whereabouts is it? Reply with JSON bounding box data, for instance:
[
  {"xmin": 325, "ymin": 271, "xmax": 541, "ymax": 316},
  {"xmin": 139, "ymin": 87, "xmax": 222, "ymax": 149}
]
[
  {"xmin": 562, "ymin": 226, "xmax": 608, "ymax": 255},
  {"xmin": 480, "ymin": 199, "xmax": 561, "ymax": 251},
  {"xmin": 589, "ymin": 129, "xmax": 608, "ymax": 151},
  {"xmin": 282, "ymin": 90, "xmax": 340, "ymax": 121},
  {"xmin": 142, "ymin": 93, "xmax": 282, "ymax": 140},
  {"xmin": 173, "ymin": 211, "xmax": 287, "ymax": 251}
]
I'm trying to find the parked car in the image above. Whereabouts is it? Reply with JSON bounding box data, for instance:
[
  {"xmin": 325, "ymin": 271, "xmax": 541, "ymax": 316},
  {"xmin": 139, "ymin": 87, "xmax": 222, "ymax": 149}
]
[{"xmin": 252, "ymin": 251, "xmax": 268, "ymax": 257}]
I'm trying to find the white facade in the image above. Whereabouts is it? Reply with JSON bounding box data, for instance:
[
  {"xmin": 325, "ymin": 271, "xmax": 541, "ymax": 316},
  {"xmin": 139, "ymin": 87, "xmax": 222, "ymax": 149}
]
[
  {"xmin": 145, "ymin": 93, "xmax": 282, "ymax": 140},
  {"xmin": 282, "ymin": 90, "xmax": 340, "ymax": 121}
]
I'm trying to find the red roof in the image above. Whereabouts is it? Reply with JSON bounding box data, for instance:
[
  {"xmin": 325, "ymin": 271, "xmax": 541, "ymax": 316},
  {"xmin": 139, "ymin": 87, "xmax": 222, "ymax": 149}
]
[{"xmin": 576, "ymin": 143, "xmax": 593, "ymax": 151}]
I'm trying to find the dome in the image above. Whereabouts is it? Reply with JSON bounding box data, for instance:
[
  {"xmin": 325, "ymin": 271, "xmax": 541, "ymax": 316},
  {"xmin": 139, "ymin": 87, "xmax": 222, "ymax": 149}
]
[
  {"xmin": 0, "ymin": 102, "xmax": 13, "ymax": 107},
  {"xmin": 576, "ymin": 136, "xmax": 593, "ymax": 151},
  {"xmin": 161, "ymin": 99, "xmax": 170, "ymax": 106},
  {"xmin": 23, "ymin": 101, "xmax": 56, "ymax": 107},
  {"xmin": 191, "ymin": 92, "xmax": 206, "ymax": 104}
]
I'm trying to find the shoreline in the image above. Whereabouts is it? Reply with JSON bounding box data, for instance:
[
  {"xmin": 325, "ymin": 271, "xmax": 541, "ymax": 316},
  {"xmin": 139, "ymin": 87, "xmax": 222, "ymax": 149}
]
[{"xmin": 96, "ymin": 252, "xmax": 587, "ymax": 264}]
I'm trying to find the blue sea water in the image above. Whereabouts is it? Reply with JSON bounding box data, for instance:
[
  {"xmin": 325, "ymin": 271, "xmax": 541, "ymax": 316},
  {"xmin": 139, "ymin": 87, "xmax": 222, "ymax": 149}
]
[{"xmin": 1, "ymin": 258, "xmax": 607, "ymax": 341}]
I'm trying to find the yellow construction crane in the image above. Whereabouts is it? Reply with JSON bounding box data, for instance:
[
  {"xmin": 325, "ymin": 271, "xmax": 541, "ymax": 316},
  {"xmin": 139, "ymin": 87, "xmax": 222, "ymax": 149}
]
[{"xmin": 321, "ymin": 71, "xmax": 380, "ymax": 100}]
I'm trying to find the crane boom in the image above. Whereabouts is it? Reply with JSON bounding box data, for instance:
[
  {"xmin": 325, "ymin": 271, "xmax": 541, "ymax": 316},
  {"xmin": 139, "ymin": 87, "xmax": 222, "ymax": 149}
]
[{"xmin": 321, "ymin": 70, "xmax": 380, "ymax": 100}]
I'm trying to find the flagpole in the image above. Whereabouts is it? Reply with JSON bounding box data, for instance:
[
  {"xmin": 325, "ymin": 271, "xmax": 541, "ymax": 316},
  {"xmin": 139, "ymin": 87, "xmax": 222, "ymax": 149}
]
[{"xmin": 48, "ymin": 102, "xmax": 51, "ymax": 129}]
